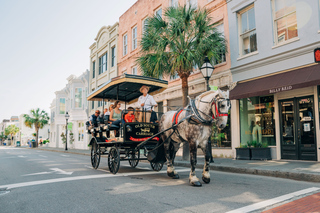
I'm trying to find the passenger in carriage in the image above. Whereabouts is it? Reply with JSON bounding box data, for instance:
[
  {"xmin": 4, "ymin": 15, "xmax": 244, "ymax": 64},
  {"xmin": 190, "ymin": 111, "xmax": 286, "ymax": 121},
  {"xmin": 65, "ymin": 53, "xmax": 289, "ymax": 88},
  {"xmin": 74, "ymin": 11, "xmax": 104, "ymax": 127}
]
[
  {"xmin": 110, "ymin": 100, "xmax": 123, "ymax": 126},
  {"xmin": 135, "ymin": 107, "xmax": 142, "ymax": 122},
  {"xmin": 138, "ymin": 85, "xmax": 157, "ymax": 122},
  {"xmin": 124, "ymin": 107, "xmax": 135, "ymax": 123},
  {"xmin": 89, "ymin": 110, "xmax": 100, "ymax": 128}
]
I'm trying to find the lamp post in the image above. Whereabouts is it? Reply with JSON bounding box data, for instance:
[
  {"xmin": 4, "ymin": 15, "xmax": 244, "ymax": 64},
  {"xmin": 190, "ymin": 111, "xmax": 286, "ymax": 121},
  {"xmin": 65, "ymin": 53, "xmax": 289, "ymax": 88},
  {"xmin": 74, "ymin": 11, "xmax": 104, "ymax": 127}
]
[
  {"xmin": 65, "ymin": 112, "xmax": 70, "ymax": 151},
  {"xmin": 200, "ymin": 56, "xmax": 215, "ymax": 163}
]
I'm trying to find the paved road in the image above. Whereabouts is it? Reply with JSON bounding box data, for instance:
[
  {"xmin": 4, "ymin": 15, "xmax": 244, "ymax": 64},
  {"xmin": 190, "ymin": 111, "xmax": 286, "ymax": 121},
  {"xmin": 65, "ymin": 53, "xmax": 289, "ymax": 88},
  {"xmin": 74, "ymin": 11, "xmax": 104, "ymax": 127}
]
[{"xmin": 1, "ymin": 147, "xmax": 320, "ymax": 213}]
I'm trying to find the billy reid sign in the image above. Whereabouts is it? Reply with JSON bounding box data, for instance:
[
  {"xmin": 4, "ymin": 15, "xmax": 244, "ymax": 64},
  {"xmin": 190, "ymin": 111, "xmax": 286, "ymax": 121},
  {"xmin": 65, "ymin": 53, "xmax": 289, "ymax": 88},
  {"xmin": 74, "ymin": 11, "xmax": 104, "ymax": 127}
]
[{"xmin": 269, "ymin": 85, "xmax": 293, "ymax": 94}]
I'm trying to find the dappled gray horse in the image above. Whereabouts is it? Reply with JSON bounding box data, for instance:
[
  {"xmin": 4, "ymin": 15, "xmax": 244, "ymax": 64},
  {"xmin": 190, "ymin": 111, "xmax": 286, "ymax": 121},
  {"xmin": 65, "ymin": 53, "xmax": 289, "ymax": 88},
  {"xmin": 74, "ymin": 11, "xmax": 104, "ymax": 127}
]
[{"xmin": 160, "ymin": 89, "xmax": 230, "ymax": 186}]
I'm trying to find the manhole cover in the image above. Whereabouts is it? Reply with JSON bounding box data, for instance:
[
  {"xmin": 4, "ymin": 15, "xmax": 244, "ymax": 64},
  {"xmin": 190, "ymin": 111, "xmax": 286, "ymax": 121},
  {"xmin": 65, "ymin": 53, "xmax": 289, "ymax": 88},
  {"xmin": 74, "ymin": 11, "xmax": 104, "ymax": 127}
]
[{"xmin": 0, "ymin": 188, "xmax": 10, "ymax": 195}]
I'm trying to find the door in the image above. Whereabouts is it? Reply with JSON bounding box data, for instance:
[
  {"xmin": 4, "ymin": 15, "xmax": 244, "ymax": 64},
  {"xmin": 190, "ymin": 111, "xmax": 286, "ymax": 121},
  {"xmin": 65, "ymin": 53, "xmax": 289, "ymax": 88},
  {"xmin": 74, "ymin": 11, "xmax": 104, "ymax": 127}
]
[{"xmin": 279, "ymin": 96, "xmax": 317, "ymax": 161}]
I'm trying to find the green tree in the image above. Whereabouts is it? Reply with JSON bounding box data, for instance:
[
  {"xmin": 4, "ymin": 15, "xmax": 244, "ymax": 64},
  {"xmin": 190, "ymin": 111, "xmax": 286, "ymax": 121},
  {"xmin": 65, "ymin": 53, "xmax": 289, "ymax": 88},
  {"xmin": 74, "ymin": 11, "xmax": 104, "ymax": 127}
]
[
  {"xmin": 0, "ymin": 132, "xmax": 7, "ymax": 143},
  {"xmin": 5, "ymin": 125, "xmax": 19, "ymax": 144},
  {"xmin": 137, "ymin": 5, "xmax": 226, "ymax": 107},
  {"xmin": 24, "ymin": 108, "xmax": 50, "ymax": 146}
]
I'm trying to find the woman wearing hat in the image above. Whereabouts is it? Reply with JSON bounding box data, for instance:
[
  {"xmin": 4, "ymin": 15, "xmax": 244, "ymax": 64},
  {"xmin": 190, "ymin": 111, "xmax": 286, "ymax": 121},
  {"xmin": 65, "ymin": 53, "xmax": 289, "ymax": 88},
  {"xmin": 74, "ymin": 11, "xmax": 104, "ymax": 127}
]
[{"xmin": 138, "ymin": 85, "xmax": 157, "ymax": 122}]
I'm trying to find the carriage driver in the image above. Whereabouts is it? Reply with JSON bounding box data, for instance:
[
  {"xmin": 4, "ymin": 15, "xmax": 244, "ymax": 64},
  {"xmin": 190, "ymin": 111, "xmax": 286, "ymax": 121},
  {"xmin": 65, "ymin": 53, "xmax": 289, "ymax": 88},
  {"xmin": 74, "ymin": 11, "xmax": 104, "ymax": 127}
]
[
  {"xmin": 138, "ymin": 85, "xmax": 157, "ymax": 122},
  {"xmin": 89, "ymin": 110, "xmax": 100, "ymax": 127}
]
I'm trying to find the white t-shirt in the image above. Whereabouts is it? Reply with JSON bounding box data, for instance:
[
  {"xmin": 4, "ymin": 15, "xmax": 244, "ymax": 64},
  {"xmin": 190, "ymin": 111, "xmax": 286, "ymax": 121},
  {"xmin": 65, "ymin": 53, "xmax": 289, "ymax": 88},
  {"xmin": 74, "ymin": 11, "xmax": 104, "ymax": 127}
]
[{"xmin": 137, "ymin": 94, "xmax": 157, "ymax": 110}]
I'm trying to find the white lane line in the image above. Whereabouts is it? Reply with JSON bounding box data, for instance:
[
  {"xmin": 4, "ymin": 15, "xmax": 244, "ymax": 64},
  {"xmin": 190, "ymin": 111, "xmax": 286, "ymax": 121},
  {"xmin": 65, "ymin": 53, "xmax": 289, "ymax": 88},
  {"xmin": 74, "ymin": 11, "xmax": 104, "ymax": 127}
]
[
  {"xmin": 1, "ymin": 168, "xmax": 190, "ymax": 190},
  {"xmin": 226, "ymin": 187, "xmax": 320, "ymax": 213},
  {"xmin": 39, "ymin": 155, "xmax": 47, "ymax": 158}
]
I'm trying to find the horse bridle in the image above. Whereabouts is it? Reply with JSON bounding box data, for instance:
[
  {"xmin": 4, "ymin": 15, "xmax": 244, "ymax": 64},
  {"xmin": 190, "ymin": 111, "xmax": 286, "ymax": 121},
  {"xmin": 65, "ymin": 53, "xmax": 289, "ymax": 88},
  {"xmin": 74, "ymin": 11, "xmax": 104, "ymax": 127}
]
[{"xmin": 196, "ymin": 95, "xmax": 230, "ymax": 122}]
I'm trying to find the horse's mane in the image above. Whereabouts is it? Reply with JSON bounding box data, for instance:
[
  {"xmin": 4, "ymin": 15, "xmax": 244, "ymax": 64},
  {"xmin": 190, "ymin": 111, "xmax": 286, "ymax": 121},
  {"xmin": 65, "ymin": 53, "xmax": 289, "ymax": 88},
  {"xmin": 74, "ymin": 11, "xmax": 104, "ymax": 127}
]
[{"xmin": 196, "ymin": 90, "xmax": 218, "ymax": 100}]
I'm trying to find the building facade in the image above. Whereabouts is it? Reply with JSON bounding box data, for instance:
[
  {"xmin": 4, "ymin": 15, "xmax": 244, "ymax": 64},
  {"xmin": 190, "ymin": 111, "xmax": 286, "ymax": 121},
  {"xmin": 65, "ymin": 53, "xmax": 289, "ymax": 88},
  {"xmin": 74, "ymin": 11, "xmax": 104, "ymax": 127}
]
[
  {"xmin": 228, "ymin": 0, "xmax": 320, "ymax": 161},
  {"xmin": 89, "ymin": 23, "xmax": 119, "ymax": 115},
  {"xmin": 49, "ymin": 71, "xmax": 90, "ymax": 150},
  {"xmin": 117, "ymin": 0, "xmax": 233, "ymax": 157}
]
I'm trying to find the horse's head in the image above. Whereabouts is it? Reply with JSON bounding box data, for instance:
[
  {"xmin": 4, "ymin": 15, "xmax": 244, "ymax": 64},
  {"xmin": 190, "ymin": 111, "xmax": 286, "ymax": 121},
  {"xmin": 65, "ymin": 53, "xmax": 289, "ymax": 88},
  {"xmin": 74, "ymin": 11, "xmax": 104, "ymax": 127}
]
[
  {"xmin": 212, "ymin": 89, "xmax": 230, "ymax": 130},
  {"xmin": 196, "ymin": 89, "xmax": 231, "ymax": 129}
]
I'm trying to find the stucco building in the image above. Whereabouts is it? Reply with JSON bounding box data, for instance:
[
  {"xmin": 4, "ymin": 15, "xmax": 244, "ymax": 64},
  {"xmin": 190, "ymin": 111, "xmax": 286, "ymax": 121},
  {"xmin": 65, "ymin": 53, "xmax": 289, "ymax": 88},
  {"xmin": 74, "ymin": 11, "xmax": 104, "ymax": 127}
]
[
  {"xmin": 89, "ymin": 23, "xmax": 119, "ymax": 115},
  {"xmin": 228, "ymin": 0, "xmax": 320, "ymax": 161},
  {"xmin": 49, "ymin": 71, "xmax": 90, "ymax": 150},
  {"xmin": 117, "ymin": 0, "xmax": 233, "ymax": 157}
]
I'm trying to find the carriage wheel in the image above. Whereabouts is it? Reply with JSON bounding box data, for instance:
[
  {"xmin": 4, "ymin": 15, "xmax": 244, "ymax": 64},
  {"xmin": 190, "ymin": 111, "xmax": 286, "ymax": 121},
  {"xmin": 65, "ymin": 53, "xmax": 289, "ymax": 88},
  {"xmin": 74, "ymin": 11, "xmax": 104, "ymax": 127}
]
[
  {"xmin": 128, "ymin": 149, "xmax": 140, "ymax": 168},
  {"xmin": 90, "ymin": 138, "xmax": 101, "ymax": 169},
  {"xmin": 150, "ymin": 161, "xmax": 164, "ymax": 171},
  {"xmin": 108, "ymin": 147, "xmax": 120, "ymax": 174}
]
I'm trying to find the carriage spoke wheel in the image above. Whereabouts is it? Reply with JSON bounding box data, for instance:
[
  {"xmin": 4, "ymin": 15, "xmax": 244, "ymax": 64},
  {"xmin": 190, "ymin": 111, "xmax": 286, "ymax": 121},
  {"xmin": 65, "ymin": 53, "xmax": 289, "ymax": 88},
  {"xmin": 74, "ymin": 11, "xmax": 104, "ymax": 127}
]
[
  {"xmin": 128, "ymin": 149, "xmax": 140, "ymax": 168},
  {"xmin": 150, "ymin": 161, "xmax": 164, "ymax": 171},
  {"xmin": 90, "ymin": 139, "xmax": 101, "ymax": 169},
  {"xmin": 108, "ymin": 147, "xmax": 120, "ymax": 174}
]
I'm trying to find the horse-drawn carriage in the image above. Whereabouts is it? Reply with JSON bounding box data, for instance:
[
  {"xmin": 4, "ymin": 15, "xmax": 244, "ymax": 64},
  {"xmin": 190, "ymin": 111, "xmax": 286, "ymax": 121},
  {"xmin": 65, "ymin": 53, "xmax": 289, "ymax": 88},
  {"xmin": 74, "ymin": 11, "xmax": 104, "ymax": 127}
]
[
  {"xmin": 87, "ymin": 73, "xmax": 231, "ymax": 186},
  {"xmin": 86, "ymin": 74, "xmax": 168, "ymax": 174}
]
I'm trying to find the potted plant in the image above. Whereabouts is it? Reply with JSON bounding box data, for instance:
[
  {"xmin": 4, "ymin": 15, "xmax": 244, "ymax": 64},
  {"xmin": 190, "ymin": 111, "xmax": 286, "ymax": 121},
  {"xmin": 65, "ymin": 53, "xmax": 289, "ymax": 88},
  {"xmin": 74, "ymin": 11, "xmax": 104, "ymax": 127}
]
[
  {"xmin": 235, "ymin": 142, "xmax": 252, "ymax": 160},
  {"xmin": 250, "ymin": 141, "xmax": 271, "ymax": 160}
]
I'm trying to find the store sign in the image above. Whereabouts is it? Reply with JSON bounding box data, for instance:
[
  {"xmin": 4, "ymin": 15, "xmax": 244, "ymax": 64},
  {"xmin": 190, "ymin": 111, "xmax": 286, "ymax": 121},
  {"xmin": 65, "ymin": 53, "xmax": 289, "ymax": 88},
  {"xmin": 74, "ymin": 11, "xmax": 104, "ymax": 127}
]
[
  {"xmin": 269, "ymin": 86, "xmax": 293, "ymax": 94},
  {"xmin": 67, "ymin": 122, "xmax": 73, "ymax": 131},
  {"xmin": 314, "ymin": 48, "xmax": 320, "ymax": 63}
]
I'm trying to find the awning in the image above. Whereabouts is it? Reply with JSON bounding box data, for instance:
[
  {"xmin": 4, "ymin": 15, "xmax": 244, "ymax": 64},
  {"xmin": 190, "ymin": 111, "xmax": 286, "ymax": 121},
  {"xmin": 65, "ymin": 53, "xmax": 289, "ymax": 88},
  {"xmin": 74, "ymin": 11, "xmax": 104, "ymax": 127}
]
[
  {"xmin": 87, "ymin": 74, "xmax": 168, "ymax": 103},
  {"xmin": 230, "ymin": 64, "xmax": 320, "ymax": 100}
]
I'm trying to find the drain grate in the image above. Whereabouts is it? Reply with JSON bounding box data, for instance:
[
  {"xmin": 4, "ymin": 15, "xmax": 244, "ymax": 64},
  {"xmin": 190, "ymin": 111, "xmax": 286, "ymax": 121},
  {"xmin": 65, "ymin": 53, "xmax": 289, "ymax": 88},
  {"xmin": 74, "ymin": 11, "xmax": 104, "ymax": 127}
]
[{"xmin": 0, "ymin": 187, "xmax": 10, "ymax": 195}]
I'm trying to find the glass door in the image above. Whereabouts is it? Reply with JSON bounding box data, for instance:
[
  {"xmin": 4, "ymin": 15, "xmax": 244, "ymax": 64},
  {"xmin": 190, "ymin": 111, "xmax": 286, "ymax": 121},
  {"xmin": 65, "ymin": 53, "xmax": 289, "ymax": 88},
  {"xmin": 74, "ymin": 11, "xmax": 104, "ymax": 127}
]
[
  {"xmin": 280, "ymin": 100, "xmax": 297, "ymax": 159},
  {"xmin": 279, "ymin": 96, "xmax": 317, "ymax": 161},
  {"xmin": 297, "ymin": 97, "xmax": 316, "ymax": 161}
]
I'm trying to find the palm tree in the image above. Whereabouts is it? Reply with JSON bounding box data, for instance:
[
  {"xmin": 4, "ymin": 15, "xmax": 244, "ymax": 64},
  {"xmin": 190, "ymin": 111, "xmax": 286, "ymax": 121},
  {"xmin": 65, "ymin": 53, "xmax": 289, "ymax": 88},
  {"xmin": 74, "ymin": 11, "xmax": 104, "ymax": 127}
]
[
  {"xmin": 137, "ymin": 5, "xmax": 226, "ymax": 107},
  {"xmin": 24, "ymin": 108, "xmax": 50, "ymax": 146},
  {"xmin": 5, "ymin": 125, "xmax": 19, "ymax": 145}
]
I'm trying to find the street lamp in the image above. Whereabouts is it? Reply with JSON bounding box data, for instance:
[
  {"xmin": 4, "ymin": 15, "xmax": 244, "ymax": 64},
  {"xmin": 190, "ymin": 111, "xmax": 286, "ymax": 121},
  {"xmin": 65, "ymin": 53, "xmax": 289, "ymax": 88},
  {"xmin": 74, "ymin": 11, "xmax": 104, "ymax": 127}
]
[
  {"xmin": 200, "ymin": 56, "xmax": 215, "ymax": 91},
  {"xmin": 65, "ymin": 112, "xmax": 70, "ymax": 151},
  {"xmin": 200, "ymin": 56, "xmax": 215, "ymax": 163}
]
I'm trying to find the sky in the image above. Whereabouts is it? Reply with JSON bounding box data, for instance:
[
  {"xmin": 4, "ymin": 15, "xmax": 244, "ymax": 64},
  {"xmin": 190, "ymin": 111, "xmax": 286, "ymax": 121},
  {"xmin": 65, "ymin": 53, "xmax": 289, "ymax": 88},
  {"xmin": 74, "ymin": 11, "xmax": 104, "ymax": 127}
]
[{"xmin": 0, "ymin": 0, "xmax": 137, "ymax": 121}]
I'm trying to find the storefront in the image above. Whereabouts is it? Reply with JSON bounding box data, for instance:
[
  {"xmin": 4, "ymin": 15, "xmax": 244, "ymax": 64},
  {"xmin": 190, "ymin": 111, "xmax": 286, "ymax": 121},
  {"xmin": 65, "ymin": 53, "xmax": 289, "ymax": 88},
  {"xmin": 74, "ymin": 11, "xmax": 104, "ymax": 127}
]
[{"xmin": 230, "ymin": 63, "xmax": 320, "ymax": 161}]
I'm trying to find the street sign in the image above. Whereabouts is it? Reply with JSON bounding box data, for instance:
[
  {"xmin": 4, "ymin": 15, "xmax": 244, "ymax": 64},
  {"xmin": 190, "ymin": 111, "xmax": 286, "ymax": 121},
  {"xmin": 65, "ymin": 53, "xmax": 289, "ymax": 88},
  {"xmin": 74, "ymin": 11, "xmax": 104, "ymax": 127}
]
[
  {"xmin": 67, "ymin": 122, "xmax": 73, "ymax": 131},
  {"xmin": 314, "ymin": 48, "xmax": 320, "ymax": 63}
]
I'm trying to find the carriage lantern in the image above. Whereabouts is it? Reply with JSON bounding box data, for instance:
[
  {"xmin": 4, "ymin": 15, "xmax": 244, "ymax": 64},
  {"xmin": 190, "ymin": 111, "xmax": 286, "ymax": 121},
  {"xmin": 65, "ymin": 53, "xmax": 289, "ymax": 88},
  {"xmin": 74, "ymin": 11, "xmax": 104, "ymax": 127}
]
[
  {"xmin": 65, "ymin": 112, "xmax": 70, "ymax": 151},
  {"xmin": 200, "ymin": 56, "xmax": 215, "ymax": 91}
]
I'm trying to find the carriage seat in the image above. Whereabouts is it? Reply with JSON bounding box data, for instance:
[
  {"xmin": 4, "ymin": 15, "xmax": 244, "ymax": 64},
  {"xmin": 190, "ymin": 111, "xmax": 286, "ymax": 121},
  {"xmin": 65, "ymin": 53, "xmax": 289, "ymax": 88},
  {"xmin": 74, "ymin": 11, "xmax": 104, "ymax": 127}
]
[{"xmin": 103, "ymin": 124, "xmax": 120, "ymax": 131}]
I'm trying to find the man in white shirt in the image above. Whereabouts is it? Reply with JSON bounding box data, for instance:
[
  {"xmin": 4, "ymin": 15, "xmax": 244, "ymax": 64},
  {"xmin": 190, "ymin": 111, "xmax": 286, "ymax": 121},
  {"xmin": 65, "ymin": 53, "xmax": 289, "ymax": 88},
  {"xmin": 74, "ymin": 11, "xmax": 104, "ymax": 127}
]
[{"xmin": 138, "ymin": 85, "xmax": 157, "ymax": 122}]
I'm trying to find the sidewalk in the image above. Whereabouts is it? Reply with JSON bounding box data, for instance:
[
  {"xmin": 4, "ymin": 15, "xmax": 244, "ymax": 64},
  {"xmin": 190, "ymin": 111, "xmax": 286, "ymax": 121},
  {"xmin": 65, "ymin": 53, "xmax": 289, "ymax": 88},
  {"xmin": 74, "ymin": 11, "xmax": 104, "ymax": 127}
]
[{"xmin": 33, "ymin": 146, "xmax": 320, "ymax": 182}]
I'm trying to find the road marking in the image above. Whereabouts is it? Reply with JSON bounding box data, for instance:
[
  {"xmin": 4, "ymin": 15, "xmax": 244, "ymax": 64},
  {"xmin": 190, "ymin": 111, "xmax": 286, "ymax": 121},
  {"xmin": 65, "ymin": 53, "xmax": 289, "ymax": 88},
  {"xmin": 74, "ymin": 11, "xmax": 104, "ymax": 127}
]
[
  {"xmin": 18, "ymin": 155, "xmax": 26, "ymax": 158},
  {"xmin": 22, "ymin": 168, "xmax": 73, "ymax": 176},
  {"xmin": 39, "ymin": 155, "xmax": 47, "ymax": 158},
  {"xmin": 60, "ymin": 154, "xmax": 69, "ymax": 157},
  {"xmin": 226, "ymin": 187, "xmax": 320, "ymax": 213},
  {"xmin": 2, "ymin": 168, "xmax": 190, "ymax": 190}
]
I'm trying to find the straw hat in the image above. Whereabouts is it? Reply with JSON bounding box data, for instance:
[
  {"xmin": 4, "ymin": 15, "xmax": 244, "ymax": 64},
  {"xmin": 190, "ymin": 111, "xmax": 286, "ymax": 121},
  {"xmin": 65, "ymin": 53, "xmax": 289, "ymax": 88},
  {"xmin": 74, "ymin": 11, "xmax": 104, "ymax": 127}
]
[{"xmin": 139, "ymin": 85, "xmax": 150, "ymax": 93}]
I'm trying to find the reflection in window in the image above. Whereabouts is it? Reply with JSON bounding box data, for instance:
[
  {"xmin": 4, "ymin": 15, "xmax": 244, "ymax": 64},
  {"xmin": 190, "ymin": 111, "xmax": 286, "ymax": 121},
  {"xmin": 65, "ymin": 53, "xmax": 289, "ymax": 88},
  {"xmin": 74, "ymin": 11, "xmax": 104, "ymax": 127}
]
[
  {"xmin": 75, "ymin": 88, "xmax": 82, "ymax": 108},
  {"xmin": 240, "ymin": 96, "xmax": 276, "ymax": 146},
  {"xmin": 272, "ymin": 0, "xmax": 298, "ymax": 44},
  {"xmin": 212, "ymin": 110, "xmax": 231, "ymax": 148},
  {"xmin": 59, "ymin": 98, "xmax": 66, "ymax": 114},
  {"xmin": 238, "ymin": 5, "xmax": 257, "ymax": 55}
]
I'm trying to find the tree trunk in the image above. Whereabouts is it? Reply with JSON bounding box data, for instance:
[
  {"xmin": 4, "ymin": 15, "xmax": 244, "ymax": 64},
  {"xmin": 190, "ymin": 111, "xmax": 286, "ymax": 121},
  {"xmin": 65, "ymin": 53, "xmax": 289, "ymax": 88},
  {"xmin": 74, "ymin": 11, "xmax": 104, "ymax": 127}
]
[
  {"xmin": 35, "ymin": 127, "xmax": 39, "ymax": 148},
  {"xmin": 180, "ymin": 74, "xmax": 190, "ymax": 161},
  {"xmin": 181, "ymin": 75, "xmax": 189, "ymax": 107}
]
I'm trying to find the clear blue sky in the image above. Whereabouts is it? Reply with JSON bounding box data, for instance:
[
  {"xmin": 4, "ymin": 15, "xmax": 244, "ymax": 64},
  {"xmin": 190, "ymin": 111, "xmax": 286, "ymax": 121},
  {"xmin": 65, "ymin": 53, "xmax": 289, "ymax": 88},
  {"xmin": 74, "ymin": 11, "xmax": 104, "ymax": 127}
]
[{"xmin": 0, "ymin": 0, "xmax": 137, "ymax": 121}]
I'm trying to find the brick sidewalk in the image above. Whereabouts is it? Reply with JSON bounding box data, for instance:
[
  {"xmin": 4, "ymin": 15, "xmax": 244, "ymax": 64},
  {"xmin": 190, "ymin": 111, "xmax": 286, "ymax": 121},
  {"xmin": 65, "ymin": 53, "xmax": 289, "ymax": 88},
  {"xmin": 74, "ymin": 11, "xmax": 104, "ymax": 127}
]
[{"xmin": 263, "ymin": 192, "xmax": 320, "ymax": 213}]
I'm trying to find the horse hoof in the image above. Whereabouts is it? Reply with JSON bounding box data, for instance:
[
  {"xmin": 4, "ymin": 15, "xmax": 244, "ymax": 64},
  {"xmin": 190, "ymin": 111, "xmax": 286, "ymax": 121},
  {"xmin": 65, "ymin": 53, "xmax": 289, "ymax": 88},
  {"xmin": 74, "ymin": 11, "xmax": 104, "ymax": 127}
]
[
  {"xmin": 202, "ymin": 176, "xmax": 210, "ymax": 184},
  {"xmin": 190, "ymin": 181, "xmax": 202, "ymax": 187},
  {"xmin": 172, "ymin": 174, "xmax": 179, "ymax": 179},
  {"xmin": 167, "ymin": 172, "xmax": 175, "ymax": 178}
]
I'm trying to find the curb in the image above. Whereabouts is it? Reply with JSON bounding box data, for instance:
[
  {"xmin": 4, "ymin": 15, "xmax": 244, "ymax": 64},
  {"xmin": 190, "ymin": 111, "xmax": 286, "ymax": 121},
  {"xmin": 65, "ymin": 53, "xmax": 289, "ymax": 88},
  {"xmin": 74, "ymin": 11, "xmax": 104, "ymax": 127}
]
[{"xmin": 173, "ymin": 161, "xmax": 320, "ymax": 183}]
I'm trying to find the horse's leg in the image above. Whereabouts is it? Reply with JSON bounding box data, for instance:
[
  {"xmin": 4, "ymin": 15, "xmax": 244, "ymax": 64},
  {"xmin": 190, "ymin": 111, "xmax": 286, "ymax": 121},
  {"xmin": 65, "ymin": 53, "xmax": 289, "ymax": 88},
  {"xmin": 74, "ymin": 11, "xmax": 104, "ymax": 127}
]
[
  {"xmin": 189, "ymin": 142, "xmax": 202, "ymax": 187},
  {"xmin": 163, "ymin": 134, "xmax": 179, "ymax": 179},
  {"xmin": 200, "ymin": 142, "xmax": 210, "ymax": 184}
]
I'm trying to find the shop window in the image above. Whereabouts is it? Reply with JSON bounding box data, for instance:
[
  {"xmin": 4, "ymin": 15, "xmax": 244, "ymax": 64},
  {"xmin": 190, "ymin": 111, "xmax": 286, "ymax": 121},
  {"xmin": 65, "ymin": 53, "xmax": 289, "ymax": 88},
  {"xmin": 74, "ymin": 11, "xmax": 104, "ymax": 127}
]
[
  {"xmin": 272, "ymin": 0, "xmax": 298, "ymax": 44},
  {"xmin": 240, "ymin": 95, "xmax": 276, "ymax": 146},
  {"xmin": 212, "ymin": 110, "xmax": 231, "ymax": 148}
]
